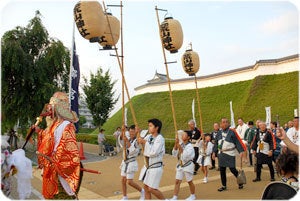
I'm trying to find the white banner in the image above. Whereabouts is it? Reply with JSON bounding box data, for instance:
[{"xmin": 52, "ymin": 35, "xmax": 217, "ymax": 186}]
[
  {"xmin": 192, "ymin": 99, "xmax": 196, "ymax": 127},
  {"xmin": 125, "ymin": 107, "xmax": 128, "ymax": 126},
  {"xmin": 230, "ymin": 101, "xmax": 235, "ymax": 128},
  {"xmin": 294, "ymin": 109, "xmax": 298, "ymax": 117},
  {"xmin": 265, "ymin": 106, "xmax": 271, "ymax": 129}
]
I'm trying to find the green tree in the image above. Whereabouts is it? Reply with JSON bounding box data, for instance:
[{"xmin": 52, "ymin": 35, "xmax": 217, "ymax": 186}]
[
  {"xmin": 1, "ymin": 11, "xmax": 70, "ymax": 132},
  {"xmin": 83, "ymin": 68, "xmax": 118, "ymax": 127},
  {"xmin": 79, "ymin": 115, "xmax": 87, "ymax": 127}
]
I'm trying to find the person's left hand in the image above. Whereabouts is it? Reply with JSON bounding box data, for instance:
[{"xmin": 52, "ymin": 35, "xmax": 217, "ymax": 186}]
[
  {"xmin": 138, "ymin": 137, "xmax": 146, "ymax": 145},
  {"xmin": 268, "ymin": 150, "xmax": 273, "ymax": 157}
]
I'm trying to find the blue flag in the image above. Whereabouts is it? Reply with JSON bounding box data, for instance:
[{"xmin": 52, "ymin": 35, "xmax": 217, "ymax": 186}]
[{"xmin": 70, "ymin": 42, "xmax": 80, "ymax": 132}]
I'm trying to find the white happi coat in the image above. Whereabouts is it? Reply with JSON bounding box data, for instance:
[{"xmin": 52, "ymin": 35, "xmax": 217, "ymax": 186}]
[
  {"xmin": 286, "ymin": 127, "xmax": 299, "ymax": 145},
  {"xmin": 139, "ymin": 134, "xmax": 165, "ymax": 189},
  {"xmin": 120, "ymin": 138, "xmax": 139, "ymax": 174},
  {"xmin": 172, "ymin": 142, "xmax": 194, "ymax": 174},
  {"xmin": 236, "ymin": 123, "xmax": 249, "ymax": 144}
]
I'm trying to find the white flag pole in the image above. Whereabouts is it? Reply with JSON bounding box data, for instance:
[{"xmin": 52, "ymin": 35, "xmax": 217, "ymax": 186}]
[
  {"xmin": 294, "ymin": 109, "xmax": 298, "ymax": 117},
  {"xmin": 125, "ymin": 107, "xmax": 128, "ymax": 126},
  {"xmin": 69, "ymin": 20, "xmax": 75, "ymax": 105},
  {"xmin": 265, "ymin": 106, "xmax": 271, "ymax": 129},
  {"xmin": 192, "ymin": 98, "xmax": 196, "ymax": 127},
  {"xmin": 230, "ymin": 101, "xmax": 235, "ymax": 128}
]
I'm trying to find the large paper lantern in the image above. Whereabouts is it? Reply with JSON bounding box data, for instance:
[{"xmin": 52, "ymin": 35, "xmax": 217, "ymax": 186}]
[
  {"xmin": 74, "ymin": 1, "xmax": 105, "ymax": 41},
  {"xmin": 181, "ymin": 47, "xmax": 200, "ymax": 76},
  {"xmin": 160, "ymin": 17, "xmax": 183, "ymax": 53},
  {"xmin": 99, "ymin": 12, "xmax": 120, "ymax": 49}
]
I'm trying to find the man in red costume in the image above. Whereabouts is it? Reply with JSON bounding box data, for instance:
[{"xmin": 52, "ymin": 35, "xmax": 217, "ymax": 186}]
[{"xmin": 36, "ymin": 91, "xmax": 80, "ymax": 199}]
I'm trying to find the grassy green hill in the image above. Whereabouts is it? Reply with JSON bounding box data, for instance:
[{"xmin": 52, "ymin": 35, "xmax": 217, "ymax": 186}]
[{"xmin": 100, "ymin": 71, "xmax": 298, "ymax": 138}]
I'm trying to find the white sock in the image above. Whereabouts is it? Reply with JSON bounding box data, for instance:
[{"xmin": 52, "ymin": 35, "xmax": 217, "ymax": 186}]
[{"xmin": 172, "ymin": 195, "xmax": 178, "ymax": 199}]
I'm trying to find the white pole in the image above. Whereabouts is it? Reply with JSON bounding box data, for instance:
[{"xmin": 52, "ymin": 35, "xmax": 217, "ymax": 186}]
[
  {"xmin": 69, "ymin": 21, "xmax": 75, "ymax": 106},
  {"xmin": 265, "ymin": 106, "xmax": 271, "ymax": 129},
  {"xmin": 230, "ymin": 101, "xmax": 235, "ymax": 128},
  {"xmin": 192, "ymin": 98, "xmax": 196, "ymax": 127}
]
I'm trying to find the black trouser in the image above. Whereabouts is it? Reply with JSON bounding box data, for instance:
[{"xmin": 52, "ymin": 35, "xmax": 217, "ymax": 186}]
[
  {"xmin": 247, "ymin": 146, "xmax": 253, "ymax": 165},
  {"xmin": 256, "ymin": 163, "xmax": 274, "ymax": 180},
  {"xmin": 211, "ymin": 153, "xmax": 216, "ymax": 167},
  {"xmin": 193, "ymin": 147, "xmax": 200, "ymax": 172},
  {"xmin": 220, "ymin": 166, "xmax": 238, "ymax": 187}
]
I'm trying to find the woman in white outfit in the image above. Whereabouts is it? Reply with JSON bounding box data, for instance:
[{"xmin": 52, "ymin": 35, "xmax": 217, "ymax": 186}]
[{"xmin": 197, "ymin": 133, "xmax": 214, "ymax": 183}]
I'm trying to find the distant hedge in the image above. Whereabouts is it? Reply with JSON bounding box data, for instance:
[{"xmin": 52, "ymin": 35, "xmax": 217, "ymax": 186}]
[{"xmin": 76, "ymin": 134, "xmax": 175, "ymax": 154}]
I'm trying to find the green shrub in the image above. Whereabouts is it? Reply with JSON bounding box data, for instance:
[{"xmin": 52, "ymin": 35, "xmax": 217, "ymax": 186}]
[
  {"xmin": 76, "ymin": 134, "xmax": 117, "ymax": 146},
  {"xmin": 78, "ymin": 127, "xmax": 94, "ymax": 134},
  {"xmin": 76, "ymin": 134, "xmax": 97, "ymax": 144},
  {"xmin": 165, "ymin": 139, "xmax": 175, "ymax": 154}
]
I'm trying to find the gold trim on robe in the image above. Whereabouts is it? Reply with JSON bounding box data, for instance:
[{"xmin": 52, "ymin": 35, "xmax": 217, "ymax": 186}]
[{"xmin": 37, "ymin": 120, "xmax": 80, "ymax": 199}]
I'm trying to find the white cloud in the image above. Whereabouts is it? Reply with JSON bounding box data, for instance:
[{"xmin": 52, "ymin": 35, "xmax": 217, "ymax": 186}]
[{"xmin": 260, "ymin": 11, "xmax": 298, "ymax": 35}]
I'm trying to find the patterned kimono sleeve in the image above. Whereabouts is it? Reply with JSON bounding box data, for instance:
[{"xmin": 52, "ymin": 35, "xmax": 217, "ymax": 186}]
[
  {"xmin": 231, "ymin": 129, "xmax": 247, "ymax": 153},
  {"xmin": 37, "ymin": 128, "xmax": 55, "ymax": 168},
  {"xmin": 52, "ymin": 123, "xmax": 81, "ymax": 192}
]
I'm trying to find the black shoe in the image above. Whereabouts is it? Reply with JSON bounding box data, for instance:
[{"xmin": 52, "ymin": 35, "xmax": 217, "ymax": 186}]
[
  {"xmin": 209, "ymin": 166, "xmax": 215, "ymax": 170},
  {"xmin": 252, "ymin": 178, "xmax": 261, "ymax": 182},
  {"xmin": 270, "ymin": 178, "xmax": 275, "ymax": 181},
  {"xmin": 239, "ymin": 184, "xmax": 243, "ymax": 189},
  {"xmin": 218, "ymin": 186, "xmax": 227, "ymax": 192},
  {"xmin": 193, "ymin": 171, "xmax": 197, "ymax": 175}
]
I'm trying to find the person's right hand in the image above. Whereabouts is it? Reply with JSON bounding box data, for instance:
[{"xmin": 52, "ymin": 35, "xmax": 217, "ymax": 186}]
[
  {"xmin": 175, "ymin": 137, "xmax": 179, "ymax": 145},
  {"xmin": 276, "ymin": 127, "xmax": 286, "ymax": 140},
  {"xmin": 31, "ymin": 125, "xmax": 41, "ymax": 133},
  {"xmin": 212, "ymin": 152, "xmax": 216, "ymax": 160}
]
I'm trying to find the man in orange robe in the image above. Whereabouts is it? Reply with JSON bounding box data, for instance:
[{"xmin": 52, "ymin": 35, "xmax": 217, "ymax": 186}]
[{"xmin": 36, "ymin": 92, "xmax": 81, "ymax": 199}]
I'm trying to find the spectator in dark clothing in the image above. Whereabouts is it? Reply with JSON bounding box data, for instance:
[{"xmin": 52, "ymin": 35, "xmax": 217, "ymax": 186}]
[
  {"xmin": 188, "ymin": 119, "xmax": 201, "ymax": 175},
  {"xmin": 251, "ymin": 122, "xmax": 275, "ymax": 182},
  {"xmin": 209, "ymin": 122, "xmax": 220, "ymax": 170}
]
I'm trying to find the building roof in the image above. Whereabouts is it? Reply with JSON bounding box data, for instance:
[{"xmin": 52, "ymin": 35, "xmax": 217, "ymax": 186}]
[
  {"xmin": 135, "ymin": 54, "xmax": 299, "ymax": 91},
  {"xmin": 147, "ymin": 70, "xmax": 168, "ymax": 83}
]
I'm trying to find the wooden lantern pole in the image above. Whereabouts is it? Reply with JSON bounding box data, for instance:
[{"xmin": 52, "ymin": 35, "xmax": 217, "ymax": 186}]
[
  {"xmin": 155, "ymin": 6, "xmax": 178, "ymax": 138},
  {"xmin": 119, "ymin": 1, "xmax": 127, "ymax": 160},
  {"xmin": 103, "ymin": 1, "xmax": 140, "ymax": 146}
]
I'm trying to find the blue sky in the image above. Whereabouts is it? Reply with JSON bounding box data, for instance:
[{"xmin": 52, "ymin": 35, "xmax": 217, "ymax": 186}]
[{"xmin": 0, "ymin": 0, "xmax": 299, "ymax": 114}]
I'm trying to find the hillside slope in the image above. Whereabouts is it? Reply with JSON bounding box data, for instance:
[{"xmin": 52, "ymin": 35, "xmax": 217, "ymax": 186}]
[{"xmin": 101, "ymin": 71, "xmax": 299, "ymax": 138}]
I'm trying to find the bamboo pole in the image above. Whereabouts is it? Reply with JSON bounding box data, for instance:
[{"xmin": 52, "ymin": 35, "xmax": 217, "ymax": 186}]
[
  {"xmin": 103, "ymin": 1, "xmax": 138, "ymax": 138},
  {"xmin": 155, "ymin": 6, "xmax": 178, "ymax": 137},
  {"xmin": 119, "ymin": 1, "xmax": 127, "ymax": 160}
]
